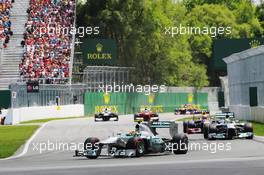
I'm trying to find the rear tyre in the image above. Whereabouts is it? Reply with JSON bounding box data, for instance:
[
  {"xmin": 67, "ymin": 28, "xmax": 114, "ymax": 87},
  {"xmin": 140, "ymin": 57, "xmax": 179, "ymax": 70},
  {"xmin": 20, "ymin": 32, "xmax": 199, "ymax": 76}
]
[
  {"xmin": 172, "ymin": 134, "xmax": 188, "ymax": 154},
  {"xmin": 114, "ymin": 116, "xmax": 119, "ymax": 121},
  {"xmin": 134, "ymin": 114, "xmax": 138, "ymax": 122},
  {"xmin": 84, "ymin": 137, "xmax": 101, "ymax": 159},
  {"xmin": 244, "ymin": 123, "xmax": 253, "ymax": 139},
  {"xmin": 94, "ymin": 115, "xmax": 98, "ymax": 122},
  {"xmin": 183, "ymin": 121, "xmax": 188, "ymax": 133},
  {"xmin": 203, "ymin": 123, "xmax": 209, "ymax": 139},
  {"xmin": 102, "ymin": 116, "xmax": 109, "ymax": 121}
]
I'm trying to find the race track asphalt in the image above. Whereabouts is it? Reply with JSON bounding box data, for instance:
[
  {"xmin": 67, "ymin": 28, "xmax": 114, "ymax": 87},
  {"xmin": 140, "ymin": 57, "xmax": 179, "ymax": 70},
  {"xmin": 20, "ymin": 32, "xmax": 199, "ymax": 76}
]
[{"xmin": 0, "ymin": 113, "xmax": 264, "ymax": 175}]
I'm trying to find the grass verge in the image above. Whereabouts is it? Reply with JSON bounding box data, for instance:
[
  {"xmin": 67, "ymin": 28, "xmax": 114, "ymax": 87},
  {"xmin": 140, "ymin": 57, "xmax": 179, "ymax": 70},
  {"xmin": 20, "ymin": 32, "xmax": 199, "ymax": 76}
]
[
  {"xmin": 20, "ymin": 116, "xmax": 85, "ymax": 124},
  {"xmin": 0, "ymin": 125, "xmax": 39, "ymax": 158},
  {"xmin": 176, "ymin": 117, "xmax": 192, "ymax": 122},
  {"xmin": 251, "ymin": 122, "xmax": 264, "ymax": 136}
]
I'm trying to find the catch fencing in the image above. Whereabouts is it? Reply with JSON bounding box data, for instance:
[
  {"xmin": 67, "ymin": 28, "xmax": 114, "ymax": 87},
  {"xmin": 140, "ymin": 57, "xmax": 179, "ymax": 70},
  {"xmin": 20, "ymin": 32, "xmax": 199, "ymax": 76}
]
[{"xmin": 10, "ymin": 83, "xmax": 86, "ymax": 108}]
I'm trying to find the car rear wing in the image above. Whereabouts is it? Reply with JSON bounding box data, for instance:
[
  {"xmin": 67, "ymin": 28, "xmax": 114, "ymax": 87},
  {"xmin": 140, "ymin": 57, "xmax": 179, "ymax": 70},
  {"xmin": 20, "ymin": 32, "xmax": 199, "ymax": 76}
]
[
  {"xmin": 215, "ymin": 112, "xmax": 235, "ymax": 119},
  {"xmin": 150, "ymin": 121, "xmax": 179, "ymax": 138}
]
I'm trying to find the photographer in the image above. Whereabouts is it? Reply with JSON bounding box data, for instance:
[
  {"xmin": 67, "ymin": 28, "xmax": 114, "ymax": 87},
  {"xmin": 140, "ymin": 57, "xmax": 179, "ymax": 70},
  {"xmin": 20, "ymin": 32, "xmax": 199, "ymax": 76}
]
[{"xmin": 0, "ymin": 108, "xmax": 6, "ymax": 125}]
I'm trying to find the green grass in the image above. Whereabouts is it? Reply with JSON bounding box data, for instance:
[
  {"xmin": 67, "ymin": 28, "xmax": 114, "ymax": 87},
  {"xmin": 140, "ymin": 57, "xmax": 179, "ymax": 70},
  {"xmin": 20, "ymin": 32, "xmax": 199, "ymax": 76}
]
[
  {"xmin": 0, "ymin": 125, "xmax": 39, "ymax": 158},
  {"xmin": 20, "ymin": 116, "xmax": 85, "ymax": 124},
  {"xmin": 176, "ymin": 117, "xmax": 193, "ymax": 122},
  {"xmin": 251, "ymin": 122, "xmax": 264, "ymax": 136}
]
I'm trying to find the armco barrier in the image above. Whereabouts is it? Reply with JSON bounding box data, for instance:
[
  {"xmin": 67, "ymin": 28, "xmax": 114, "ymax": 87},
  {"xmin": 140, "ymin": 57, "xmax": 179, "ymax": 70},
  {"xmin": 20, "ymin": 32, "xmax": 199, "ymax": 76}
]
[
  {"xmin": 5, "ymin": 104, "xmax": 84, "ymax": 125},
  {"xmin": 84, "ymin": 92, "xmax": 208, "ymax": 115}
]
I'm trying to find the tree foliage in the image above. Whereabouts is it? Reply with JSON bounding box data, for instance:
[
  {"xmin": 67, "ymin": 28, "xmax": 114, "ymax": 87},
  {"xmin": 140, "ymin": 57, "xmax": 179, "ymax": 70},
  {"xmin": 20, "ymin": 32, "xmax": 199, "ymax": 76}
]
[{"xmin": 77, "ymin": 0, "xmax": 264, "ymax": 87}]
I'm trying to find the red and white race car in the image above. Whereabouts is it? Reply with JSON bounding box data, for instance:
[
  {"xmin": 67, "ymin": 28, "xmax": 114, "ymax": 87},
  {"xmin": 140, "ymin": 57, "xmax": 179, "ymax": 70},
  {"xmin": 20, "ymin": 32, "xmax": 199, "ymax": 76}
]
[{"xmin": 134, "ymin": 109, "xmax": 159, "ymax": 122}]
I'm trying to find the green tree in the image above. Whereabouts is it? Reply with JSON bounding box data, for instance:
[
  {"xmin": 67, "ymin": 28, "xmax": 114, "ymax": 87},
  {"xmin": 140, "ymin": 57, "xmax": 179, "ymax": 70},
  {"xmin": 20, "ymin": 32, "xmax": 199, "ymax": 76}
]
[
  {"xmin": 186, "ymin": 4, "xmax": 240, "ymax": 64},
  {"xmin": 77, "ymin": 0, "xmax": 209, "ymax": 87}
]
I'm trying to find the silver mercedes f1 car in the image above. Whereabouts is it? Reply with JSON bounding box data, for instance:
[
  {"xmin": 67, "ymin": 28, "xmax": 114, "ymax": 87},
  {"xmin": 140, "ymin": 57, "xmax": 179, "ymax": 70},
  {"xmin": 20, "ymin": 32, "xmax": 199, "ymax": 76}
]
[
  {"xmin": 74, "ymin": 121, "xmax": 188, "ymax": 159},
  {"xmin": 203, "ymin": 112, "xmax": 254, "ymax": 140}
]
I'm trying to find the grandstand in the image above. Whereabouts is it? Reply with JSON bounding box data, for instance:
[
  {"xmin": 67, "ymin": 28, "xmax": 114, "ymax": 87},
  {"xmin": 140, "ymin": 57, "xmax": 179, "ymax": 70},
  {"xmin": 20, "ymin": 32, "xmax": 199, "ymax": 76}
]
[{"xmin": 0, "ymin": 0, "xmax": 75, "ymax": 90}]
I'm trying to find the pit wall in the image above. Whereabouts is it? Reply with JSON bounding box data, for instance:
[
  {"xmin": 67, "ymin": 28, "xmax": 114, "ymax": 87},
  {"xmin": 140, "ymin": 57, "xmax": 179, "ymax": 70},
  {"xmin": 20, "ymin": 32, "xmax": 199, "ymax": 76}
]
[
  {"xmin": 229, "ymin": 105, "xmax": 264, "ymax": 123},
  {"xmin": 3, "ymin": 104, "xmax": 84, "ymax": 125},
  {"xmin": 84, "ymin": 92, "xmax": 209, "ymax": 115}
]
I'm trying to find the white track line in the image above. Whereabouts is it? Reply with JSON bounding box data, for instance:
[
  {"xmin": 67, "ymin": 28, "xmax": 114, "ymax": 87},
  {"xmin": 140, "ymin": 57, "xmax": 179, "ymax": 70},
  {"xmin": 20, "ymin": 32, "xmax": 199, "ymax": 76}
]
[{"xmin": 1, "ymin": 122, "xmax": 48, "ymax": 160}]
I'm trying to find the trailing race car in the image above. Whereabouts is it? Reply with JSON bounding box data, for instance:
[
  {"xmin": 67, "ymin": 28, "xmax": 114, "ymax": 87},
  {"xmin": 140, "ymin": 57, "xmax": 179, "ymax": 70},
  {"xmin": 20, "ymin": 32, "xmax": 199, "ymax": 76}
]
[
  {"xmin": 134, "ymin": 108, "xmax": 159, "ymax": 122},
  {"xmin": 94, "ymin": 108, "xmax": 119, "ymax": 122},
  {"xmin": 183, "ymin": 112, "xmax": 209, "ymax": 134},
  {"xmin": 203, "ymin": 112, "xmax": 254, "ymax": 140},
  {"xmin": 175, "ymin": 104, "xmax": 209, "ymax": 115},
  {"xmin": 74, "ymin": 121, "xmax": 188, "ymax": 159}
]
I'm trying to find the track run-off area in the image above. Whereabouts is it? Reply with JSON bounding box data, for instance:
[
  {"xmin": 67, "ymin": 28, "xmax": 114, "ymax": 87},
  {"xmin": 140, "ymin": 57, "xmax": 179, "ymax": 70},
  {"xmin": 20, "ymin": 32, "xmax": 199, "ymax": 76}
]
[{"xmin": 0, "ymin": 113, "xmax": 264, "ymax": 175}]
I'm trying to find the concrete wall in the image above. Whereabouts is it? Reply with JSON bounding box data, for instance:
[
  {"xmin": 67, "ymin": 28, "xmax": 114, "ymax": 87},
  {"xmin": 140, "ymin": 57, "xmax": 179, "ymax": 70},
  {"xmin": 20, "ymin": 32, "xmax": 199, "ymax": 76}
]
[
  {"xmin": 229, "ymin": 105, "xmax": 251, "ymax": 121},
  {"xmin": 224, "ymin": 46, "xmax": 264, "ymax": 123},
  {"xmin": 3, "ymin": 104, "xmax": 84, "ymax": 125},
  {"xmin": 251, "ymin": 106, "xmax": 264, "ymax": 123},
  {"xmin": 229, "ymin": 105, "xmax": 264, "ymax": 123}
]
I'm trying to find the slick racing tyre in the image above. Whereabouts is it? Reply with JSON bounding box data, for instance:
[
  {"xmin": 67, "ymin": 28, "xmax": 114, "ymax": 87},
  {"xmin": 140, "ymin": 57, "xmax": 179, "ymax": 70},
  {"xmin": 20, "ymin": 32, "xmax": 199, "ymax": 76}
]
[
  {"xmin": 203, "ymin": 123, "xmax": 209, "ymax": 139},
  {"xmin": 114, "ymin": 115, "xmax": 119, "ymax": 121},
  {"xmin": 172, "ymin": 134, "xmax": 188, "ymax": 154},
  {"xmin": 135, "ymin": 140, "xmax": 145, "ymax": 157},
  {"xmin": 227, "ymin": 129, "xmax": 237, "ymax": 140},
  {"xmin": 102, "ymin": 116, "xmax": 109, "ymax": 121},
  {"xmin": 126, "ymin": 138, "xmax": 145, "ymax": 157},
  {"xmin": 208, "ymin": 124, "xmax": 217, "ymax": 140},
  {"xmin": 244, "ymin": 123, "xmax": 253, "ymax": 139},
  {"xmin": 84, "ymin": 137, "xmax": 101, "ymax": 159},
  {"xmin": 94, "ymin": 115, "xmax": 98, "ymax": 122},
  {"xmin": 183, "ymin": 121, "xmax": 188, "ymax": 133}
]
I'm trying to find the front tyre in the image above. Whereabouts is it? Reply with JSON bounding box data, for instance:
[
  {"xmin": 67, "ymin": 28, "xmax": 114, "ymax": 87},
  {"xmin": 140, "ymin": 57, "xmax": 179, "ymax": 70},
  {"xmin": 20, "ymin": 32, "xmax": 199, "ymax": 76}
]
[
  {"xmin": 172, "ymin": 134, "xmax": 188, "ymax": 154},
  {"xmin": 126, "ymin": 138, "xmax": 145, "ymax": 157},
  {"xmin": 135, "ymin": 140, "xmax": 145, "ymax": 157},
  {"xmin": 84, "ymin": 137, "xmax": 101, "ymax": 159}
]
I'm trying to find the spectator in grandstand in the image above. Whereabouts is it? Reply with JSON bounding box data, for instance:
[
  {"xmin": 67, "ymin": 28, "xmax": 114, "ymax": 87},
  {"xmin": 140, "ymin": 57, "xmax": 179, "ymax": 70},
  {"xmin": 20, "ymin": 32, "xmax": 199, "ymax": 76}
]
[
  {"xmin": 0, "ymin": 0, "xmax": 13, "ymax": 48},
  {"xmin": 19, "ymin": 0, "xmax": 74, "ymax": 83}
]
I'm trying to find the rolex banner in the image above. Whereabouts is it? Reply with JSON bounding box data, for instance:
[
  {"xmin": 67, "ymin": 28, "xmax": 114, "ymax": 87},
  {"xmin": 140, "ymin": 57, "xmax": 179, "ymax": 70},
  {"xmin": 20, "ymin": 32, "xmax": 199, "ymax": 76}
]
[
  {"xmin": 84, "ymin": 92, "xmax": 209, "ymax": 115},
  {"xmin": 81, "ymin": 39, "xmax": 117, "ymax": 66}
]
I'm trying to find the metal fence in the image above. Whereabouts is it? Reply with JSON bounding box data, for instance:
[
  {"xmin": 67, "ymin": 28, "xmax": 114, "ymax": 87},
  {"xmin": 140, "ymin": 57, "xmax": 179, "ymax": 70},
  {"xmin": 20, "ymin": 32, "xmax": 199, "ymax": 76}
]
[
  {"xmin": 83, "ymin": 66, "xmax": 133, "ymax": 91},
  {"xmin": 10, "ymin": 83, "xmax": 87, "ymax": 108}
]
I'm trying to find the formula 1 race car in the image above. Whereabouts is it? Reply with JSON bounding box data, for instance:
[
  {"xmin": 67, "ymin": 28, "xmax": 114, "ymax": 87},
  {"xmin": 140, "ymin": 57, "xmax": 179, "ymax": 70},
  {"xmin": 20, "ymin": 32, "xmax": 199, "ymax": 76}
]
[
  {"xmin": 94, "ymin": 108, "xmax": 119, "ymax": 122},
  {"xmin": 183, "ymin": 112, "xmax": 209, "ymax": 134},
  {"xmin": 174, "ymin": 104, "xmax": 209, "ymax": 115},
  {"xmin": 203, "ymin": 112, "xmax": 254, "ymax": 140},
  {"xmin": 74, "ymin": 121, "xmax": 188, "ymax": 159},
  {"xmin": 134, "ymin": 109, "xmax": 159, "ymax": 122}
]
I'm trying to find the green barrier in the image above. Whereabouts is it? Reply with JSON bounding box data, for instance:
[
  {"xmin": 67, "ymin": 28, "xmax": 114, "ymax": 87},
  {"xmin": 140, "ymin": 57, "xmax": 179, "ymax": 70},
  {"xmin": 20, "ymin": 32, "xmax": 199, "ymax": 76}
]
[
  {"xmin": 84, "ymin": 92, "xmax": 208, "ymax": 115},
  {"xmin": 0, "ymin": 90, "xmax": 11, "ymax": 109}
]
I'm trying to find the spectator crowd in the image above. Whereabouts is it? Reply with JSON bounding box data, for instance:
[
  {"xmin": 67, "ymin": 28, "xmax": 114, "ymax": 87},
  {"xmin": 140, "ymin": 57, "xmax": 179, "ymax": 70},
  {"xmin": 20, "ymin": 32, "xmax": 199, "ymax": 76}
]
[
  {"xmin": 19, "ymin": 0, "xmax": 75, "ymax": 82},
  {"xmin": 0, "ymin": 0, "xmax": 13, "ymax": 48}
]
